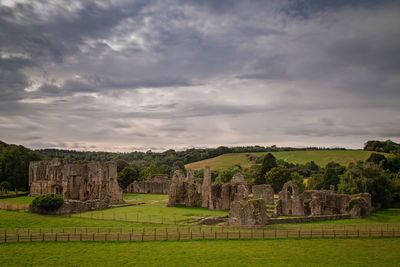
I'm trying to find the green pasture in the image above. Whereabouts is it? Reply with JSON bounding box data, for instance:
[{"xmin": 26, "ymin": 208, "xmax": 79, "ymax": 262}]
[
  {"xmin": 1, "ymin": 238, "xmax": 399, "ymax": 266},
  {"xmin": 73, "ymin": 201, "xmax": 228, "ymax": 224},
  {"xmin": 0, "ymin": 196, "xmax": 35, "ymax": 205},
  {"xmin": 185, "ymin": 150, "xmax": 387, "ymax": 171}
]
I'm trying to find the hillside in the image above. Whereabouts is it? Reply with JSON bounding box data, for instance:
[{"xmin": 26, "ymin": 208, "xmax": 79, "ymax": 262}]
[{"xmin": 185, "ymin": 150, "xmax": 387, "ymax": 171}]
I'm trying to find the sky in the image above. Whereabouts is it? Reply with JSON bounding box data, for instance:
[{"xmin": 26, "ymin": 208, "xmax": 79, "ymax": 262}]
[{"xmin": 1, "ymin": 0, "xmax": 400, "ymax": 152}]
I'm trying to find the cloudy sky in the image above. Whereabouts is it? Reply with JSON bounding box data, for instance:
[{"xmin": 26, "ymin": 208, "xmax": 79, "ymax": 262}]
[{"xmin": 1, "ymin": 0, "xmax": 400, "ymax": 152}]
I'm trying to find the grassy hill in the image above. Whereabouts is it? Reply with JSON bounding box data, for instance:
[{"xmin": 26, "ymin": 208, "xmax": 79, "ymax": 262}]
[{"xmin": 185, "ymin": 150, "xmax": 387, "ymax": 171}]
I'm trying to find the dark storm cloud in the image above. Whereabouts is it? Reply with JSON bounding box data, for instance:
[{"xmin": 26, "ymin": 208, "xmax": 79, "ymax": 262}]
[{"xmin": 0, "ymin": 0, "xmax": 399, "ymax": 151}]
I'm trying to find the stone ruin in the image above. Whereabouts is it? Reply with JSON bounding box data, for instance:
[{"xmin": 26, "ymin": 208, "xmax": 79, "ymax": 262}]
[
  {"xmin": 251, "ymin": 184, "xmax": 274, "ymax": 205},
  {"xmin": 167, "ymin": 167, "xmax": 249, "ymax": 211},
  {"xmin": 274, "ymin": 181, "xmax": 372, "ymax": 218},
  {"xmin": 124, "ymin": 175, "xmax": 171, "ymax": 194},
  {"xmin": 29, "ymin": 159, "xmax": 123, "ymax": 214},
  {"xmin": 228, "ymin": 198, "xmax": 269, "ymax": 226}
]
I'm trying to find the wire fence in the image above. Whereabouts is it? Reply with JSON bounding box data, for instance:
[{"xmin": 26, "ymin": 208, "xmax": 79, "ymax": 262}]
[{"xmin": 1, "ymin": 224, "xmax": 399, "ymax": 243}]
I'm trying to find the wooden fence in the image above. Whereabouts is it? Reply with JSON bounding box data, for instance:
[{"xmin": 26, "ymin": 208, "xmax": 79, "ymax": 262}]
[{"xmin": 1, "ymin": 224, "xmax": 399, "ymax": 243}]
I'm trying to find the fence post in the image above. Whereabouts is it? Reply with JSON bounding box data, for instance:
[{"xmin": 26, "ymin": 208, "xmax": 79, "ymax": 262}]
[
  {"xmin": 263, "ymin": 230, "xmax": 265, "ymax": 239},
  {"xmin": 80, "ymin": 233, "xmax": 82, "ymax": 241},
  {"xmin": 191, "ymin": 231, "xmax": 192, "ymax": 240},
  {"xmin": 154, "ymin": 229, "xmax": 156, "ymax": 241},
  {"xmin": 68, "ymin": 233, "xmax": 70, "ymax": 241},
  {"xmin": 141, "ymin": 230, "xmax": 144, "ymax": 241},
  {"xmin": 30, "ymin": 233, "xmax": 32, "ymax": 242},
  {"xmin": 178, "ymin": 231, "xmax": 180, "ymax": 240},
  {"xmin": 55, "ymin": 233, "xmax": 57, "ymax": 242}
]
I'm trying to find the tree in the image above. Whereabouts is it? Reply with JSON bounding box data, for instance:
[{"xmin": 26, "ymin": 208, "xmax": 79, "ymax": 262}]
[
  {"xmin": 116, "ymin": 160, "xmax": 129, "ymax": 173},
  {"xmin": 117, "ymin": 166, "xmax": 139, "ymax": 189},
  {"xmin": 255, "ymin": 153, "xmax": 277, "ymax": 184},
  {"xmin": 338, "ymin": 162, "xmax": 392, "ymax": 207},
  {"xmin": 0, "ymin": 181, "xmax": 11, "ymax": 194},
  {"xmin": 307, "ymin": 173, "xmax": 324, "ymax": 190},
  {"xmin": 321, "ymin": 167, "xmax": 340, "ymax": 190},
  {"xmin": 215, "ymin": 166, "xmax": 242, "ymax": 184},
  {"xmin": 265, "ymin": 166, "xmax": 292, "ymax": 192},
  {"xmin": 0, "ymin": 144, "xmax": 42, "ymax": 190},
  {"xmin": 367, "ymin": 153, "xmax": 388, "ymax": 169},
  {"xmin": 171, "ymin": 160, "xmax": 186, "ymax": 175}
]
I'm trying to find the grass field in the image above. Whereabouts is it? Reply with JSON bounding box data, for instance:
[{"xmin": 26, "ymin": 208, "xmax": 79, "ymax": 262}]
[
  {"xmin": 0, "ymin": 196, "xmax": 35, "ymax": 205},
  {"xmin": 1, "ymin": 238, "xmax": 399, "ymax": 266},
  {"xmin": 185, "ymin": 150, "xmax": 386, "ymax": 171},
  {"xmin": 73, "ymin": 200, "xmax": 228, "ymax": 224}
]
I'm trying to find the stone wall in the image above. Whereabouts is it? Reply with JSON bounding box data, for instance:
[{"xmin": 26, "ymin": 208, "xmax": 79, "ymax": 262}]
[
  {"xmin": 275, "ymin": 181, "xmax": 372, "ymax": 218},
  {"xmin": 167, "ymin": 168, "xmax": 249, "ymax": 211},
  {"xmin": 252, "ymin": 184, "xmax": 274, "ymax": 204},
  {"xmin": 29, "ymin": 199, "xmax": 109, "ymax": 215},
  {"xmin": 29, "ymin": 159, "xmax": 123, "ymax": 203},
  {"xmin": 124, "ymin": 175, "xmax": 171, "ymax": 194},
  {"xmin": 228, "ymin": 198, "xmax": 269, "ymax": 226},
  {"xmin": 268, "ymin": 214, "xmax": 351, "ymax": 224}
]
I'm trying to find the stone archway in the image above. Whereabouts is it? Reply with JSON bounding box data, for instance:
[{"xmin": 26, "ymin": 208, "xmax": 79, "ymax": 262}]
[
  {"xmin": 52, "ymin": 184, "xmax": 63, "ymax": 195},
  {"xmin": 278, "ymin": 181, "xmax": 304, "ymax": 216}
]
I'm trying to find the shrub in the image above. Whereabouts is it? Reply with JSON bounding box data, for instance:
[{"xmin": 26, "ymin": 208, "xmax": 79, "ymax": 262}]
[{"xmin": 32, "ymin": 194, "xmax": 64, "ymax": 210}]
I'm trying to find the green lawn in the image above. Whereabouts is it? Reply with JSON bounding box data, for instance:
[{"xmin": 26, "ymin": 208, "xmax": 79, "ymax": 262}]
[
  {"xmin": 73, "ymin": 201, "xmax": 228, "ymax": 224},
  {"xmin": 0, "ymin": 209, "xmax": 171, "ymax": 229},
  {"xmin": 123, "ymin": 193, "xmax": 168, "ymax": 202},
  {"xmin": 185, "ymin": 150, "xmax": 387, "ymax": 171},
  {"xmin": 1, "ymin": 238, "xmax": 399, "ymax": 266},
  {"xmin": 0, "ymin": 196, "xmax": 35, "ymax": 205}
]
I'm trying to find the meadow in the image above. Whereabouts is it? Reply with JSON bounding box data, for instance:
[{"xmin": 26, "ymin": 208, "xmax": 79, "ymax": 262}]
[
  {"xmin": 1, "ymin": 194, "xmax": 400, "ymax": 266},
  {"xmin": 185, "ymin": 150, "xmax": 386, "ymax": 171},
  {"xmin": 1, "ymin": 238, "xmax": 399, "ymax": 266}
]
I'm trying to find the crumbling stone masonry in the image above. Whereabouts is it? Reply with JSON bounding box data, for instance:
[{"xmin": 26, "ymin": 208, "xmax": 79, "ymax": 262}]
[
  {"xmin": 275, "ymin": 181, "xmax": 372, "ymax": 218},
  {"xmin": 252, "ymin": 184, "xmax": 274, "ymax": 205},
  {"xmin": 228, "ymin": 199, "xmax": 269, "ymax": 226},
  {"xmin": 124, "ymin": 175, "xmax": 171, "ymax": 194},
  {"xmin": 29, "ymin": 159, "xmax": 123, "ymax": 204},
  {"xmin": 167, "ymin": 167, "xmax": 249, "ymax": 211}
]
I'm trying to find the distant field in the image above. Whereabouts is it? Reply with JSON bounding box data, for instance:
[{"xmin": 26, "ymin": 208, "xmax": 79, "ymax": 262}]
[
  {"xmin": 185, "ymin": 150, "xmax": 386, "ymax": 171},
  {"xmin": 1, "ymin": 238, "xmax": 400, "ymax": 266}
]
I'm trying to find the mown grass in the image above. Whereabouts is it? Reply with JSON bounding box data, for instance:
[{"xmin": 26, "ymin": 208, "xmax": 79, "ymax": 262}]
[
  {"xmin": 123, "ymin": 193, "xmax": 168, "ymax": 202},
  {"xmin": 1, "ymin": 238, "xmax": 399, "ymax": 266},
  {"xmin": 0, "ymin": 196, "xmax": 35, "ymax": 205},
  {"xmin": 0, "ymin": 209, "xmax": 172, "ymax": 229},
  {"xmin": 73, "ymin": 201, "xmax": 228, "ymax": 224},
  {"xmin": 185, "ymin": 150, "xmax": 387, "ymax": 171}
]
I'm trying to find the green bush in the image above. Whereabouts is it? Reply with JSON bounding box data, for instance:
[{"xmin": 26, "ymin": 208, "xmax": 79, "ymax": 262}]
[{"xmin": 32, "ymin": 194, "xmax": 64, "ymax": 210}]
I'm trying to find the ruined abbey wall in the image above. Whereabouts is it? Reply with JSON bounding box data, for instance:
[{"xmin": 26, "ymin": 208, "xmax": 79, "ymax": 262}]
[
  {"xmin": 29, "ymin": 159, "xmax": 123, "ymax": 203},
  {"xmin": 167, "ymin": 167, "xmax": 249, "ymax": 211},
  {"xmin": 124, "ymin": 175, "xmax": 171, "ymax": 194},
  {"xmin": 275, "ymin": 181, "xmax": 372, "ymax": 218}
]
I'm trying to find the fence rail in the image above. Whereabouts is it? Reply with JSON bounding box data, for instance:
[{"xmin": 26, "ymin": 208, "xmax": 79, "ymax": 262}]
[{"xmin": 1, "ymin": 224, "xmax": 400, "ymax": 243}]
